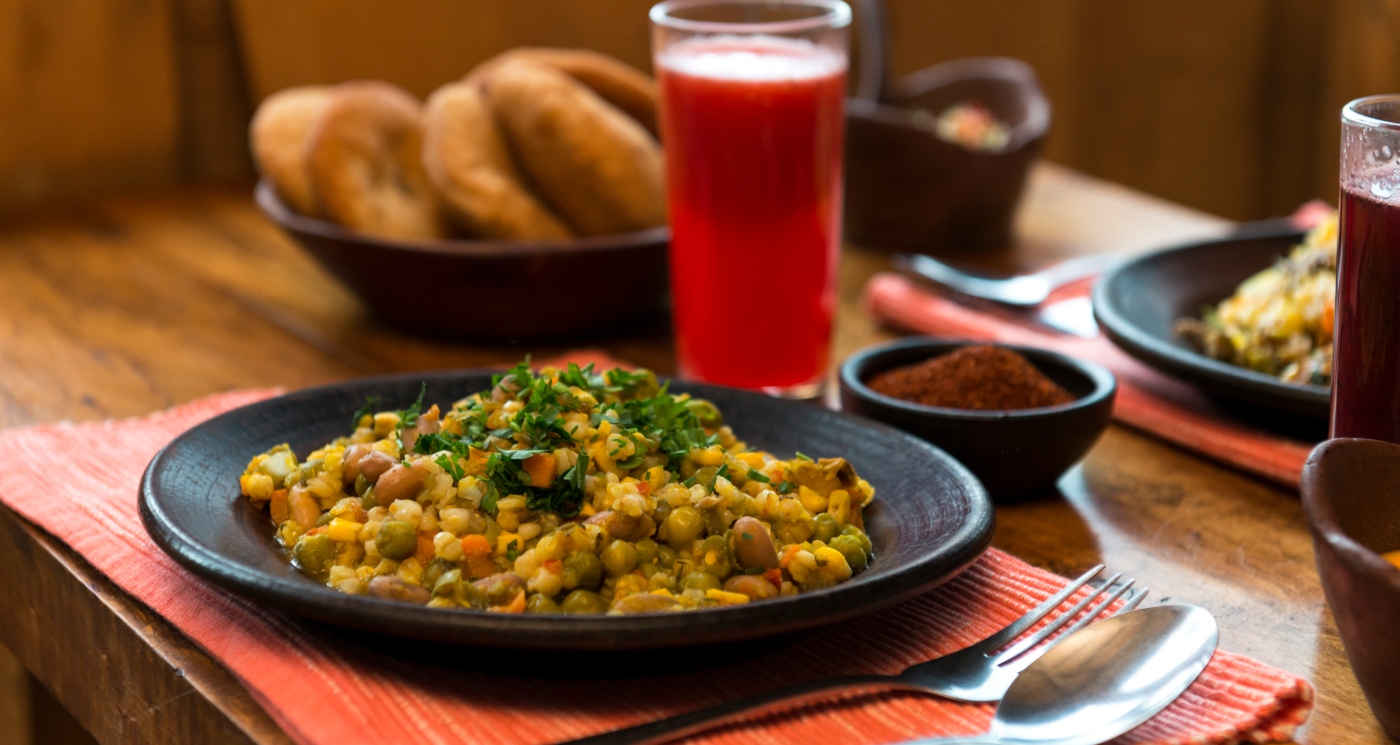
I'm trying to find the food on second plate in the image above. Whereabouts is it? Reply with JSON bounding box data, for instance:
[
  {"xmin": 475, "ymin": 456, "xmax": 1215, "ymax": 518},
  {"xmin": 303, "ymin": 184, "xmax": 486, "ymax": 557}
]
[
  {"xmin": 305, "ymin": 81, "xmax": 447, "ymax": 240},
  {"xmin": 481, "ymin": 59, "xmax": 667, "ymax": 236},
  {"xmin": 248, "ymin": 86, "xmax": 333, "ymax": 217},
  {"xmin": 238, "ymin": 363, "xmax": 876, "ymax": 615},
  {"xmin": 867, "ymin": 345, "xmax": 1075, "ymax": 410},
  {"xmin": 422, "ymin": 83, "xmax": 573, "ymax": 240},
  {"xmin": 465, "ymin": 47, "xmax": 658, "ymax": 136},
  {"xmin": 1175, "ymin": 213, "xmax": 1337, "ymax": 385},
  {"xmin": 249, "ymin": 47, "xmax": 666, "ymax": 242}
]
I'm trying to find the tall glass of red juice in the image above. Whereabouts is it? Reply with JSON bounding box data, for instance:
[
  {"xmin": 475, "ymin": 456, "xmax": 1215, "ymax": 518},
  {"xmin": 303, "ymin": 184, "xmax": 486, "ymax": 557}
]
[
  {"xmin": 1333, "ymin": 96, "xmax": 1400, "ymax": 442},
  {"xmin": 650, "ymin": 0, "xmax": 850, "ymax": 398}
]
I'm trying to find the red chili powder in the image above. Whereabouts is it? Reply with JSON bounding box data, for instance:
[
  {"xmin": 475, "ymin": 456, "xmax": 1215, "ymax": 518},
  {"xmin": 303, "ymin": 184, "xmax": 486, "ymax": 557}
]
[{"xmin": 866, "ymin": 345, "xmax": 1075, "ymax": 411}]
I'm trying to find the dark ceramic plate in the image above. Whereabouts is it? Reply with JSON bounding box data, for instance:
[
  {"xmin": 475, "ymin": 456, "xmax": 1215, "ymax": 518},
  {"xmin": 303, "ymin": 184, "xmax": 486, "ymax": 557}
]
[
  {"xmin": 1092, "ymin": 230, "xmax": 1331, "ymax": 420},
  {"xmin": 255, "ymin": 181, "xmax": 670, "ymax": 340},
  {"xmin": 139, "ymin": 370, "xmax": 994, "ymax": 650}
]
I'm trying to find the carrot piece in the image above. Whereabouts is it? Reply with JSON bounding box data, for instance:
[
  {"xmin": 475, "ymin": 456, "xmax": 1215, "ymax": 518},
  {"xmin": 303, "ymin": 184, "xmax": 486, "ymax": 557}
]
[
  {"xmin": 764, "ymin": 568, "xmax": 783, "ymax": 587},
  {"xmin": 522, "ymin": 453, "xmax": 557, "ymax": 488},
  {"xmin": 268, "ymin": 489, "xmax": 290, "ymax": 525},
  {"xmin": 413, "ymin": 532, "xmax": 436, "ymax": 566},
  {"xmin": 489, "ymin": 590, "xmax": 527, "ymax": 614},
  {"xmin": 460, "ymin": 534, "xmax": 492, "ymax": 558}
]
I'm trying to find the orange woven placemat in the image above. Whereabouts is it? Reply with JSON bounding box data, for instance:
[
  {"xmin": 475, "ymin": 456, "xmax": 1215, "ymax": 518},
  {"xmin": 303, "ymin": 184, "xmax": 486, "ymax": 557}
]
[{"xmin": 0, "ymin": 387, "xmax": 1312, "ymax": 745}]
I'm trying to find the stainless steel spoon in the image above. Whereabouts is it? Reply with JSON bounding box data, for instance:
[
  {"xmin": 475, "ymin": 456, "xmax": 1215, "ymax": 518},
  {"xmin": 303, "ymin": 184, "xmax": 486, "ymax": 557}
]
[{"xmin": 904, "ymin": 604, "xmax": 1218, "ymax": 745}]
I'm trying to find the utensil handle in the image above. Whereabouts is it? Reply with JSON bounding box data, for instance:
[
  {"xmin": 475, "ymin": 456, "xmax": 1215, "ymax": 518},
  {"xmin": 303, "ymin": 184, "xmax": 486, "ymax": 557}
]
[{"xmin": 563, "ymin": 674, "xmax": 899, "ymax": 745}]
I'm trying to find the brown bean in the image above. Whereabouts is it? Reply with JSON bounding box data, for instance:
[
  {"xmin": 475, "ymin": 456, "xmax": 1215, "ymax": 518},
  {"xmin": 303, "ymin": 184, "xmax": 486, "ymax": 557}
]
[
  {"xmin": 374, "ymin": 462, "xmax": 427, "ymax": 507},
  {"xmin": 367, "ymin": 575, "xmax": 431, "ymax": 604},
  {"xmin": 342, "ymin": 444, "xmax": 370, "ymax": 485},
  {"xmin": 358, "ymin": 450, "xmax": 398, "ymax": 484},
  {"xmin": 288, "ymin": 486, "xmax": 321, "ymax": 529},
  {"xmin": 731, "ymin": 516, "xmax": 779, "ymax": 570},
  {"xmin": 400, "ymin": 404, "xmax": 440, "ymax": 453},
  {"xmin": 723, "ymin": 574, "xmax": 779, "ymax": 600},
  {"xmin": 610, "ymin": 592, "xmax": 681, "ymax": 614},
  {"xmin": 584, "ymin": 510, "xmax": 656, "ymax": 542}
]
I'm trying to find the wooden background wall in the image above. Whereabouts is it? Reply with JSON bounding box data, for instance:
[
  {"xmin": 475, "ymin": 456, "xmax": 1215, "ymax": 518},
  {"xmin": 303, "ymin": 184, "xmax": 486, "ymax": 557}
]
[{"xmin": 1, "ymin": 0, "xmax": 1398, "ymax": 221}]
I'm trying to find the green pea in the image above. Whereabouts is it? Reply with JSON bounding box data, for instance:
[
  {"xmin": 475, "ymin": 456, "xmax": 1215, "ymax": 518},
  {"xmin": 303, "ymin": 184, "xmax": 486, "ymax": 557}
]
[
  {"xmin": 697, "ymin": 534, "xmax": 732, "ymax": 577},
  {"xmin": 813, "ymin": 513, "xmax": 840, "ymax": 543},
  {"xmin": 354, "ymin": 474, "xmax": 371, "ymax": 497},
  {"xmin": 421, "ymin": 557, "xmax": 452, "ymax": 590},
  {"xmin": 292, "ymin": 534, "xmax": 335, "ymax": 583},
  {"xmin": 657, "ymin": 545, "xmax": 679, "ymax": 569},
  {"xmin": 634, "ymin": 538, "xmax": 660, "ymax": 565},
  {"xmin": 664, "ymin": 505, "xmax": 705, "ymax": 550},
  {"xmin": 376, "ymin": 520, "xmax": 418, "ymax": 561},
  {"xmin": 685, "ymin": 398, "xmax": 723, "ymax": 428},
  {"xmin": 600, "ymin": 540, "xmax": 639, "ymax": 577},
  {"xmin": 315, "ymin": 511, "xmax": 334, "ymax": 527},
  {"xmin": 840, "ymin": 525, "xmax": 874, "ymax": 558},
  {"xmin": 526, "ymin": 593, "xmax": 562, "ymax": 614},
  {"xmin": 652, "ymin": 502, "xmax": 672, "ymax": 525},
  {"xmin": 359, "ymin": 490, "xmax": 378, "ymax": 511},
  {"xmin": 694, "ymin": 466, "xmax": 719, "ymax": 490},
  {"xmin": 830, "ymin": 535, "xmax": 870, "ymax": 573},
  {"xmin": 432, "ymin": 569, "xmax": 463, "ymax": 597},
  {"xmin": 484, "ymin": 517, "xmax": 501, "ymax": 547},
  {"xmin": 559, "ymin": 589, "xmax": 608, "ymax": 615},
  {"xmin": 680, "ymin": 571, "xmax": 721, "ymax": 593},
  {"xmin": 563, "ymin": 551, "xmax": 603, "ymax": 590}
]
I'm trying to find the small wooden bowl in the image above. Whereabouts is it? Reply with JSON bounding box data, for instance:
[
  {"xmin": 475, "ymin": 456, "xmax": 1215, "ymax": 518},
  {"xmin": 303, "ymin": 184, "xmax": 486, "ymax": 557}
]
[
  {"xmin": 1301, "ymin": 438, "xmax": 1400, "ymax": 738},
  {"xmin": 844, "ymin": 57, "xmax": 1050, "ymax": 252},
  {"xmin": 839, "ymin": 338, "xmax": 1115, "ymax": 498},
  {"xmin": 255, "ymin": 181, "xmax": 670, "ymax": 340}
]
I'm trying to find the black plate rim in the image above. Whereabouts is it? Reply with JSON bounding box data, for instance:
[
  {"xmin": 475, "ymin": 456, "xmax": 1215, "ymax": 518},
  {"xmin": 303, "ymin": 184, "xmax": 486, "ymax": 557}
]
[
  {"xmin": 1091, "ymin": 230, "xmax": 1331, "ymax": 418},
  {"xmin": 139, "ymin": 369, "xmax": 995, "ymax": 649}
]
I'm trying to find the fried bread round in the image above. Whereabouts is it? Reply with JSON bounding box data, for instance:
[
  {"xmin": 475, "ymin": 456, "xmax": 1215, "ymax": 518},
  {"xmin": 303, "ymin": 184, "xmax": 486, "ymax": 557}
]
[
  {"xmin": 250, "ymin": 86, "xmax": 332, "ymax": 216},
  {"xmin": 482, "ymin": 60, "xmax": 665, "ymax": 236},
  {"xmin": 306, "ymin": 81, "xmax": 446, "ymax": 240},
  {"xmin": 469, "ymin": 48, "xmax": 657, "ymax": 135},
  {"xmin": 422, "ymin": 83, "xmax": 572, "ymax": 240}
]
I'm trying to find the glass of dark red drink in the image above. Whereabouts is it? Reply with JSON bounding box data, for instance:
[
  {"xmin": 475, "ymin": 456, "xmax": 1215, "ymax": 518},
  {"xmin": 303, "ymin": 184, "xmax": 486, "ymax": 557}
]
[
  {"xmin": 650, "ymin": 0, "xmax": 850, "ymax": 399},
  {"xmin": 1333, "ymin": 96, "xmax": 1400, "ymax": 441}
]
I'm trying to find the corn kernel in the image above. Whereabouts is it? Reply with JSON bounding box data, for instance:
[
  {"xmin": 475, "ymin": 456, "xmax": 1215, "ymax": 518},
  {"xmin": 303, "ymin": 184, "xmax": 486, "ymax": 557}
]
[
  {"xmin": 497, "ymin": 532, "xmax": 524, "ymax": 556},
  {"xmin": 705, "ymin": 589, "xmax": 750, "ymax": 605},
  {"xmin": 326, "ymin": 518, "xmax": 363, "ymax": 543}
]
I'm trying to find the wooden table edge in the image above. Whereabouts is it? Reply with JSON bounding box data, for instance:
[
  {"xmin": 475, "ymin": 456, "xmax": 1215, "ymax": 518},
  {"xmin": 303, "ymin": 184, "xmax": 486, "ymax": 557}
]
[{"xmin": 0, "ymin": 504, "xmax": 291, "ymax": 745}]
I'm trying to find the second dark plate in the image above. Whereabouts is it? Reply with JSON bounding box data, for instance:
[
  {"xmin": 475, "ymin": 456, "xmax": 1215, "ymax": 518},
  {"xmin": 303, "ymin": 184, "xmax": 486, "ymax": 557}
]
[
  {"xmin": 1092, "ymin": 229, "xmax": 1330, "ymax": 420},
  {"xmin": 139, "ymin": 370, "xmax": 994, "ymax": 650}
]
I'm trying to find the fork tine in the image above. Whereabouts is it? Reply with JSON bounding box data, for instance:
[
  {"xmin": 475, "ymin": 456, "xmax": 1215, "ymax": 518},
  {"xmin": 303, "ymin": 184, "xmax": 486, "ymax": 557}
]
[
  {"xmin": 992, "ymin": 572, "xmax": 1120, "ymax": 663},
  {"xmin": 1114, "ymin": 587, "xmax": 1149, "ymax": 615},
  {"xmin": 999, "ymin": 578, "xmax": 1138, "ymax": 673},
  {"xmin": 978, "ymin": 564, "xmax": 1105, "ymax": 649}
]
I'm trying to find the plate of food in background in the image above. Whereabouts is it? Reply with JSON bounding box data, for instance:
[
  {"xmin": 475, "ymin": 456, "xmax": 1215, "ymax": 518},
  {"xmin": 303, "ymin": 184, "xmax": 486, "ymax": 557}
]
[
  {"xmin": 138, "ymin": 363, "xmax": 994, "ymax": 649},
  {"xmin": 1093, "ymin": 216, "xmax": 1333, "ymax": 422},
  {"xmin": 249, "ymin": 48, "xmax": 668, "ymax": 339}
]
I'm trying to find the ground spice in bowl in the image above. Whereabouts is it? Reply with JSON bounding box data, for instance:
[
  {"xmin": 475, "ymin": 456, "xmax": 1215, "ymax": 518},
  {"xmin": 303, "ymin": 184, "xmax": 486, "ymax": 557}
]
[{"xmin": 865, "ymin": 344, "xmax": 1075, "ymax": 411}]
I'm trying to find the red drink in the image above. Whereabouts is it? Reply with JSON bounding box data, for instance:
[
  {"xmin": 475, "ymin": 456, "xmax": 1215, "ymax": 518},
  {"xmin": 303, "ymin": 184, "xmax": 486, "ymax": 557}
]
[
  {"xmin": 656, "ymin": 38, "xmax": 846, "ymax": 393},
  {"xmin": 1332, "ymin": 185, "xmax": 1400, "ymax": 440}
]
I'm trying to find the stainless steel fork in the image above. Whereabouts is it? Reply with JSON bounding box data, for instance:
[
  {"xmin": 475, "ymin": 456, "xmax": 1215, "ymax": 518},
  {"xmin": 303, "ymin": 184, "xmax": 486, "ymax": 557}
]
[{"xmin": 567, "ymin": 565, "xmax": 1146, "ymax": 745}]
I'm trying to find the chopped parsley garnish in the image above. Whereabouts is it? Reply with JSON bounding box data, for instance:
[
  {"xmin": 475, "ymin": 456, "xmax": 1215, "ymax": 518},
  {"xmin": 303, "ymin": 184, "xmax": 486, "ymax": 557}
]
[
  {"xmin": 777, "ymin": 480, "xmax": 794, "ymax": 494},
  {"xmin": 795, "ymin": 451, "xmax": 814, "ymax": 462},
  {"xmin": 747, "ymin": 468, "xmax": 771, "ymax": 484},
  {"xmin": 350, "ymin": 395, "xmax": 381, "ymax": 429},
  {"xmin": 505, "ymin": 539, "xmax": 520, "ymax": 562},
  {"xmin": 398, "ymin": 383, "xmax": 427, "ymax": 428}
]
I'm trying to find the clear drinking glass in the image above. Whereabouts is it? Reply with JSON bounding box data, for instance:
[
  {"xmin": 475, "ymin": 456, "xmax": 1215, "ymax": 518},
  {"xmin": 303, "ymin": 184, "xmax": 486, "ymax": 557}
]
[
  {"xmin": 1332, "ymin": 95, "xmax": 1400, "ymax": 442},
  {"xmin": 650, "ymin": 0, "xmax": 851, "ymax": 399}
]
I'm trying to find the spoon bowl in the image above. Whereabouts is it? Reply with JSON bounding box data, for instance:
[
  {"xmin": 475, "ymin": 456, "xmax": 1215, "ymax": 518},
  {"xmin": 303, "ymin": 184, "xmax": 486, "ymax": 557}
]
[{"xmin": 912, "ymin": 605, "xmax": 1218, "ymax": 745}]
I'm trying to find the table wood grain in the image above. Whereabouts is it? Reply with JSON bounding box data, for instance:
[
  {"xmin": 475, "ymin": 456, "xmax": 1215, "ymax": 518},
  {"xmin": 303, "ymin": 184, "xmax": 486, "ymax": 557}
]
[{"xmin": 0, "ymin": 162, "xmax": 1380, "ymax": 743}]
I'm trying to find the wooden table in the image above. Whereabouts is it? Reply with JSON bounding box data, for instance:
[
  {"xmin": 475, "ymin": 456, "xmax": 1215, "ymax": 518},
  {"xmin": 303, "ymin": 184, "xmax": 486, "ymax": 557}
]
[{"xmin": 0, "ymin": 162, "xmax": 1381, "ymax": 743}]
